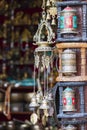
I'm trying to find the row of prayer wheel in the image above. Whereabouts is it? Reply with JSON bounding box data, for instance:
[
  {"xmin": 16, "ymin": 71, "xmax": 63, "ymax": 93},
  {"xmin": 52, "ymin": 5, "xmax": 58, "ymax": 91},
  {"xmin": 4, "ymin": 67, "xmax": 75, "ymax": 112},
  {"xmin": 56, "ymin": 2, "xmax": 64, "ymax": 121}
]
[
  {"xmin": 57, "ymin": 4, "xmax": 81, "ymax": 130},
  {"xmin": 59, "ymin": 6, "xmax": 77, "ymax": 76}
]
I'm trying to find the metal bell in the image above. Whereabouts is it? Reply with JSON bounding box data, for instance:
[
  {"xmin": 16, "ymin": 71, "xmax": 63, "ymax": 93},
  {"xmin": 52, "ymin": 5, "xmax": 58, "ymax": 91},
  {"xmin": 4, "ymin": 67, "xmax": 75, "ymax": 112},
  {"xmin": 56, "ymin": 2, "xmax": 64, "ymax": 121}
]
[
  {"xmin": 47, "ymin": 92, "xmax": 54, "ymax": 101},
  {"xmin": 46, "ymin": 0, "xmax": 51, "ymax": 6},
  {"xmin": 46, "ymin": 11, "xmax": 51, "ymax": 20},
  {"xmin": 36, "ymin": 91, "xmax": 43, "ymax": 104},
  {"xmin": 51, "ymin": 16, "xmax": 56, "ymax": 25},
  {"xmin": 29, "ymin": 95, "xmax": 39, "ymax": 108},
  {"xmin": 63, "ymin": 125, "xmax": 77, "ymax": 130},
  {"xmin": 60, "ymin": 6, "xmax": 78, "ymax": 34},
  {"xmin": 63, "ymin": 87, "xmax": 76, "ymax": 112},
  {"xmin": 39, "ymin": 98, "xmax": 50, "ymax": 109}
]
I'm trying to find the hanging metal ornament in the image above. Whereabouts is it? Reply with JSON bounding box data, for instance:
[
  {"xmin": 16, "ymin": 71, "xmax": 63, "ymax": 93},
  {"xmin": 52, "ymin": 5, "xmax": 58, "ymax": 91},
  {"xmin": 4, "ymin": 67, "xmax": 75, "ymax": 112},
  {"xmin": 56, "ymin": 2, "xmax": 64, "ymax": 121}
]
[
  {"xmin": 36, "ymin": 91, "xmax": 43, "ymax": 104},
  {"xmin": 46, "ymin": 91, "xmax": 54, "ymax": 101},
  {"xmin": 29, "ymin": 95, "xmax": 39, "ymax": 108},
  {"xmin": 33, "ymin": 0, "xmax": 55, "ymax": 73},
  {"xmin": 63, "ymin": 125, "xmax": 77, "ymax": 130},
  {"xmin": 60, "ymin": 6, "xmax": 78, "ymax": 34},
  {"xmin": 33, "ymin": 11, "xmax": 55, "ymax": 46},
  {"xmin": 30, "ymin": 112, "xmax": 38, "ymax": 125},
  {"xmin": 46, "ymin": 0, "xmax": 51, "ymax": 7},
  {"xmin": 46, "ymin": 0, "xmax": 57, "ymax": 25},
  {"xmin": 46, "ymin": 10, "xmax": 51, "ymax": 20},
  {"xmin": 63, "ymin": 87, "xmax": 76, "ymax": 112},
  {"xmin": 34, "ymin": 47, "xmax": 53, "ymax": 72},
  {"xmin": 42, "ymin": 115, "xmax": 47, "ymax": 126},
  {"xmin": 39, "ymin": 97, "xmax": 50, "ymax": 110}
]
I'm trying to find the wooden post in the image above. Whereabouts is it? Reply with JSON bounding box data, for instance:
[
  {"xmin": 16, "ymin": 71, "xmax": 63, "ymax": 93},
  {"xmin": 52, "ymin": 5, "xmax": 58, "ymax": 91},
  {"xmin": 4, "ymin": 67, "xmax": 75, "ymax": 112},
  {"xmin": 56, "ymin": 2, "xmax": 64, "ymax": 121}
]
[
  {"xmin": 81, "ymin": 48, "xmax": 86, "ymax": 76},
  {"xmin": 59, "ymin": 49, "xmax": 63, "ymax": 77}
]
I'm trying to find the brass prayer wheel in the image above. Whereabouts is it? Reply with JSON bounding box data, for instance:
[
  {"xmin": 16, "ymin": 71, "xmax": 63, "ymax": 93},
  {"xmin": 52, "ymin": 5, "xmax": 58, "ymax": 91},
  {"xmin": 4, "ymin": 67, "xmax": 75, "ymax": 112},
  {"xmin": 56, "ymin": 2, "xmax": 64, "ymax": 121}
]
[
  {"xmin": 63, "ymin": 125, "xmax": 77, "ymax": 130},
  {"xmin": 61, "ymin": 49, "xmax": 76, "ymax": 76},
  {"xmin": 60, "ymin": 6, "xmax": 78, "ymax": 34},
  {"xmin": 63, "ymin": 87, "xmax": 76, "ymax": 112}
]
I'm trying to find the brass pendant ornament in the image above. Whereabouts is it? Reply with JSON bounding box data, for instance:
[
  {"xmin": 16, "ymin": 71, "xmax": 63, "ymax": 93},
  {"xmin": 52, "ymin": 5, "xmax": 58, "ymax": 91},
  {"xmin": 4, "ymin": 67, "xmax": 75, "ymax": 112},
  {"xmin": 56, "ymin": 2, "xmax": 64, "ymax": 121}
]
[
  {"xmin": 34, "ymin": 47, "xmax": 53, "ymax": 70},
  {"xmin": 46, "ymin": 0, "xmax": 57, "ymax": 25},
  {"xmin": 30, "ymin": 112, "xmax": 38, "ymax": 125},
  {"xmin": 42, "ymin": 115, "xmax": 47, "ymax": 126}
]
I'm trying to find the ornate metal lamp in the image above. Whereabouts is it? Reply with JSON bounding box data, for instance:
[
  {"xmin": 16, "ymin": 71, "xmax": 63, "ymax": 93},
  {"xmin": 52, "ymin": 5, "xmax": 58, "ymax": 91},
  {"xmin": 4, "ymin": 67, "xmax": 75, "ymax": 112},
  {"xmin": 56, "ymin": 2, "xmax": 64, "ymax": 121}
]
[
  {"xmin": 29, "ymin": 0, "xmax": 56, "ymax": 126},
  {"xmin": 33, "ymin": 0, "xmax": 55, "ymax": 95}
]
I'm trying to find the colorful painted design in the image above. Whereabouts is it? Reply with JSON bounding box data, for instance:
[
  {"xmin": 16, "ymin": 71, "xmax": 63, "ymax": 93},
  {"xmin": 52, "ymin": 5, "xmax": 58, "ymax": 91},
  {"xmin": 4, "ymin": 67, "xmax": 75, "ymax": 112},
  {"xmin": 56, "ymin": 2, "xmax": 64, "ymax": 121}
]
[
  {"xmin": 63, "ymin": 97, "xmax": 75, "ymax": 106},
  {"xmin": 63, "ymin": 98, "xmax": 67, "ymax": 105},
  {"xmin": 73, "ymin": 16, "xmax": 77, "ymax": 28},
  {"xmin": 60, "ymin": 16, "xmax": 64, "ymax": 29},
  {"xmin": 72, "ymin": 97, "xmax": 75, "ymax": 105},
  {"xmin": 60, "ymin": 15, "xmax": 77, "ymax": 29},
  {"xmin": 65, "ymin": 15, "xmax": 72, "ymax": 28}
]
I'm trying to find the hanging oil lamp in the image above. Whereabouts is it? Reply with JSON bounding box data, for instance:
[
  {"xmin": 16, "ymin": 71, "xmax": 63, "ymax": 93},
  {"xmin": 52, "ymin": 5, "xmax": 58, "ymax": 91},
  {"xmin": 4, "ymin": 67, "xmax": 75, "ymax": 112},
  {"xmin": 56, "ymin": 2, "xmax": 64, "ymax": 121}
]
[
  {"xmin": 61, "ymin": 49, "xmax": 77, "ymax": 76},
  {"xmin": 60, "ymin": 6, "xmax": 78, "ymax": 34},
  {"xmin": 63, "ymin": 125, "xmax": 77, "ymax": 130},
  {"xmin": 33, "ymin": 10, "xmax": 55, "ymax": 71},
  {"xmin": 63, "ymin": 87, "xmax": 76, "ymax": 112}
]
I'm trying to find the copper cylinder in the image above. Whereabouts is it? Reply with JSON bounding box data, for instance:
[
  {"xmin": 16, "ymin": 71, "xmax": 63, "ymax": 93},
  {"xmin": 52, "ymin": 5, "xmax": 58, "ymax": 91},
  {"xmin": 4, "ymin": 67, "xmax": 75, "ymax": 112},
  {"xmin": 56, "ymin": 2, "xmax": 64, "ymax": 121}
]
[
  {"xmin": 61, "ymin": 49, "xmax": 76, "ymax": 76},
  {"xmin": 60, "ymin": 6, "xmax": 78, "ymax": 34},
  {"xmin": 62, "ymin": 87, "xmax": 76, "ymax": 112}
]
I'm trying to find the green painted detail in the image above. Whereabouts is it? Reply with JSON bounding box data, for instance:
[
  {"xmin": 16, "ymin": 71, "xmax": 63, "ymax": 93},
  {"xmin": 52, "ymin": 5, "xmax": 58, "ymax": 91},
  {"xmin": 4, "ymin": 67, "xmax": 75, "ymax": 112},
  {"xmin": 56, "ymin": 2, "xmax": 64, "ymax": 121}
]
[
  {"xmin": 60, "ymin": 16, "xmax": 64, "ymax": 29},
  {"xmin": 64, "ymin": 87, "xmax": 73, "ymax": 92},
  {"xmin": 73, "ymin": 16, "xmax": 77, "ymax": 28}
]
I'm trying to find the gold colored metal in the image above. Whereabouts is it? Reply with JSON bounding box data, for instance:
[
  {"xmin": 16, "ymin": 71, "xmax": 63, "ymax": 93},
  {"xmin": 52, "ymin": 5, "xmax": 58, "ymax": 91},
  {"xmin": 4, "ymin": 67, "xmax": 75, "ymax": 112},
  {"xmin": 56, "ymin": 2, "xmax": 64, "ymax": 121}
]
[
  {"xmin": 33, "ymin": 10, "xmax": 55, "ymax": 46},
  {"xmin": 30, "ymin": 112, "xmax": 38, "ymax": 125},
  {"xmin": 49, "ymin": 6, "xmax": 57, "ymax": 17},
  {"xmin": 42, "ymin": 115, "xmax": 47, "ymax": 126}
]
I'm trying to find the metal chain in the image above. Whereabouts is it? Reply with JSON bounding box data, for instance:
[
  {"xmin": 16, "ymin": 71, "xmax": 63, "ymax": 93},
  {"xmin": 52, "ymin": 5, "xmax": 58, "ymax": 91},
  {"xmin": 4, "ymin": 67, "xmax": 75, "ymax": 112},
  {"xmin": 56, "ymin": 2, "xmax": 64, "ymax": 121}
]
[{"xmin": 42, "ymin": 0, "xmax": 45, "ymax": 10}]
